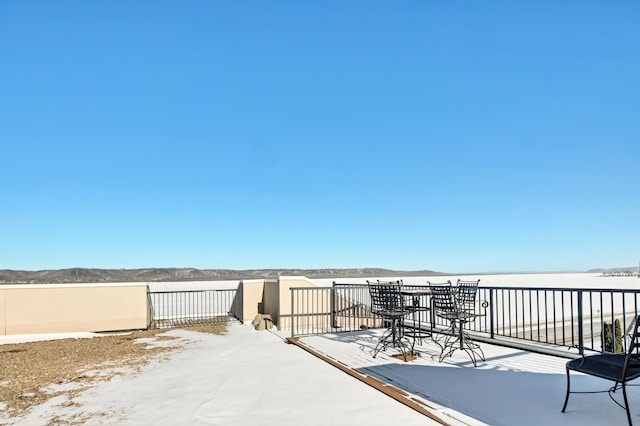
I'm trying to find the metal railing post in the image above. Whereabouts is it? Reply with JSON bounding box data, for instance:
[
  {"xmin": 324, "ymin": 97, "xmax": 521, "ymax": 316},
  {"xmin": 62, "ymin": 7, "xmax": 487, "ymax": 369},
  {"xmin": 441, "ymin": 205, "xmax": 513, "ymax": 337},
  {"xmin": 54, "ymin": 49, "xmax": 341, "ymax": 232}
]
[
  {"xmin": 291, "ymin": 288, "xmax": 295, "ymax": 339},
  {"xmin": 489, "ymin": 288, "xmax": 495, "ymax": 339},
  {"xmin": 577, "ymin": 290, "xmax": 584, "ymax": 355},
  {"xmin": 331, "ymin": 282, "xmax": 337, "ymax": 329}
]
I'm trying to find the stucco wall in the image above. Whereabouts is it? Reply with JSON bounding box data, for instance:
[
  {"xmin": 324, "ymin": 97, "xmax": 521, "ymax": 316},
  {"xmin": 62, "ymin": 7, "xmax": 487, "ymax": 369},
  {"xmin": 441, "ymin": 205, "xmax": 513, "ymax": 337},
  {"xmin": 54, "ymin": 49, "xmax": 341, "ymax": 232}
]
[
  {"xmin": 229, "ymin": 285, "xmax": 243, "ymax": 321},
  {"xmin": 237, "ymin": 280, "xmax": 266, "ymax": 322},
  {"xmin": 277, "ymin": 276, "xmax": 326, "ymax": 331},
  {"xmin": 0, "ymin": 283, "xmax": 150, "ymax": 335},
  {"xmin": 0, "ymin": 290, "xmax": 5, "ymax": 335},
  {"xmin": 262, "ymin": 280, "xmax": 280, "ymax": 325},
  {"xmin": 234, "ymin": 277, "xmax": 324, "ymax": 330}
]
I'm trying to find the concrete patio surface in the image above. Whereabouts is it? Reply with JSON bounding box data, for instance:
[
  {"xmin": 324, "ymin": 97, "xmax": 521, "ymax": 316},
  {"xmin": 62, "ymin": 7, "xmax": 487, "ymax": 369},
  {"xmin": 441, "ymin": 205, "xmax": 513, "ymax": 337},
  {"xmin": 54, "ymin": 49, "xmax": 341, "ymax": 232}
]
[{"xmin": 297, "ymin": 328, "xmax": 640, "ymax": 426}]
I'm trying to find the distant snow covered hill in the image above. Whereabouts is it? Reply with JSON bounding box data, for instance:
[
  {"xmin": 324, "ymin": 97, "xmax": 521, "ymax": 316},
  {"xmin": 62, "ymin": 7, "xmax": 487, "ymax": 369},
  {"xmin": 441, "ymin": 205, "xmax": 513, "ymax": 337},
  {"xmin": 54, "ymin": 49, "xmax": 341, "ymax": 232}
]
[{"xmin": 0, "ymin": 267, "xmax": 445, "ymax": 284}]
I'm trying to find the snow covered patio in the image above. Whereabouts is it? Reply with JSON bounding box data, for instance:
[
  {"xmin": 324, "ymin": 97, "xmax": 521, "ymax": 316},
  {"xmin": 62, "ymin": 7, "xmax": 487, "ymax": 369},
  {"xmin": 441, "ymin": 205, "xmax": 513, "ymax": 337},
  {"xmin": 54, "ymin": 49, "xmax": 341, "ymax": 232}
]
[
  {"xmin": 4, "ymin": 321, "xmax": 640, "ymax": 425},
  {"xmin": 294, "ymin": 327, "xmax": 640, "ymax": 425}
]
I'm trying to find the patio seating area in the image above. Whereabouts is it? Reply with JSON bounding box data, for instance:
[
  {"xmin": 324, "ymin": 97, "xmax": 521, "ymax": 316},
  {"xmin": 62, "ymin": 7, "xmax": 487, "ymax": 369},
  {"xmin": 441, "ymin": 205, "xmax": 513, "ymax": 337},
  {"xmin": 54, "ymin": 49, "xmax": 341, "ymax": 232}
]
[
  {"xmin": 295, "ymin": 327, "xmax": 640, "ymax": 426},
  {"xmin": 364, "ymin": 279, "xmax": 487, "ymax": 366}
]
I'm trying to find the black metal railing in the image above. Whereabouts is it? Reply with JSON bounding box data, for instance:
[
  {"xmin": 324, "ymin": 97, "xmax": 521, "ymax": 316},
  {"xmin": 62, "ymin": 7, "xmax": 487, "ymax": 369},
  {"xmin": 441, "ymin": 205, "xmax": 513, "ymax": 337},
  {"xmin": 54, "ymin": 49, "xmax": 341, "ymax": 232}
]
[
  {"xmin": 474, "ymin": 287, "xmax": 640, "ymax": 354},
  {"xmin": 148, "ymin": 289, "xmax": 238, "ymax": 328},
  {"xmin": 290, "ymin": 284, "xmax": 640, "ymax": 356},
  {"xmin": 290, "ymin": 283, "xmax": 433, "ymax": 338}
]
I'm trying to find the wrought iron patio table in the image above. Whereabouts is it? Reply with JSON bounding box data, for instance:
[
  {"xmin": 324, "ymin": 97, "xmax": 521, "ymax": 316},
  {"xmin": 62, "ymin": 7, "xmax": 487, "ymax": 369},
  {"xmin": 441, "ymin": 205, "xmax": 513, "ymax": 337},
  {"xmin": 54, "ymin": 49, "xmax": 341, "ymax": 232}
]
[{"xmin": 399, "ymin": 288, "xmax": 432, "ymax": 345}]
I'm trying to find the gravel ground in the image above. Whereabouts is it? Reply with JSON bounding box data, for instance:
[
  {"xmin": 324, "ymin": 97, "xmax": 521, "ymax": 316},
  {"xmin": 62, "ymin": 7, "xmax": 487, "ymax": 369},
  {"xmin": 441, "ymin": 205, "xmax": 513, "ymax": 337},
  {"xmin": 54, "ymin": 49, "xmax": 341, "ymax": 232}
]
[{"xmin": 0, "ymin": 323, "xmax": 227, "ymax": 422}]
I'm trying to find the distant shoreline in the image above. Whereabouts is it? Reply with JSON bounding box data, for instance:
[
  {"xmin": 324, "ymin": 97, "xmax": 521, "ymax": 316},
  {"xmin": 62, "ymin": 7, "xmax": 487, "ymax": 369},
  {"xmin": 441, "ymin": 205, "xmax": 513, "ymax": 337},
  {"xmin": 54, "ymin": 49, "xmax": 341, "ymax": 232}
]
[{"xmin": 1, "ymin": 266, "xmax": 636, "ymax": 284}]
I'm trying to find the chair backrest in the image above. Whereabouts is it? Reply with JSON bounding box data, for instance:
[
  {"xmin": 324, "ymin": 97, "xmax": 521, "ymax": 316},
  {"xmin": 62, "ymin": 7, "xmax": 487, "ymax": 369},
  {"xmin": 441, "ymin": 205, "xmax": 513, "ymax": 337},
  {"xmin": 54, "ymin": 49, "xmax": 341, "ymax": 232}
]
[
  {"xmin": 428, "ymin": 281, "xmax": 455, "ymax": 312},
  {"xmin": 367, "ymin": 280, "xmax": 405, "ymax": 316},
  {"xmin": 622, "ymin": 315, "xmax": 640, "ymax": 377},
  {"xmin": 456, "ymin": 279, "xmax": 480, "ymax": 305}
]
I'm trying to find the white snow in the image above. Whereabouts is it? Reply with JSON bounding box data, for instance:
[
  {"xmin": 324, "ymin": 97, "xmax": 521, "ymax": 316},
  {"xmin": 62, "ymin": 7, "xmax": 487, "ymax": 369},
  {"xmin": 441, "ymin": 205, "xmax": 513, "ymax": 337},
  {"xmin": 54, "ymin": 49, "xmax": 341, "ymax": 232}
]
[{"xmin": 3, "ymin": 272, "xmax": 640, "ymax": 425}]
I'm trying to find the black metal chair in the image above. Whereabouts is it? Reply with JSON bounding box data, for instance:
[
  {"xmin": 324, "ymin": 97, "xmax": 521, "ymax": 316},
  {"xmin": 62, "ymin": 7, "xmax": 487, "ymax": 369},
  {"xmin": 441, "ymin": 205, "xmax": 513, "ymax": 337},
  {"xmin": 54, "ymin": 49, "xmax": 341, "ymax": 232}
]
[
  {"xmin": 429, "ymin": 280, "xmax": 485, "ymax": 366},
  {"xmin": 455, "ymin": 279, "xmax": 481, "ymax": 312},
  {"xmin": 562, "ymin": 315, "xmax": 640, "ymax": 425},
  {"xmin": 367, "ymin": 280, "xmax": 413, "ymax": 361},
  {"xmin": 454, "ymin": 278, "xmax": 486, "ymax": 328}
]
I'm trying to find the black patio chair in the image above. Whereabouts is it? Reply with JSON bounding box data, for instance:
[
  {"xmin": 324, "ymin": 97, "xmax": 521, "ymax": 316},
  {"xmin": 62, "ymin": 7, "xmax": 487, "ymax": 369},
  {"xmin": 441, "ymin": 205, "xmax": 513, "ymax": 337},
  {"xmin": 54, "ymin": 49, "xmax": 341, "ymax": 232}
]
[
  {"xmin": 455, "ymin": 279, "xmax": 481, "ymax": 312},
  {"xmin": 429, "ymin": 280, "xmax": 485, "ymax": 366},
  {"xmin": 367, "ymin": 280, "xmax": 413, "ymax": 361},
  {"xmin": 562, "ymin": 315, "xmax": 640, "ymax": 425},
  {"xmin": 454, "ymin": 278, "xmax": 486, "ymax": 328}
]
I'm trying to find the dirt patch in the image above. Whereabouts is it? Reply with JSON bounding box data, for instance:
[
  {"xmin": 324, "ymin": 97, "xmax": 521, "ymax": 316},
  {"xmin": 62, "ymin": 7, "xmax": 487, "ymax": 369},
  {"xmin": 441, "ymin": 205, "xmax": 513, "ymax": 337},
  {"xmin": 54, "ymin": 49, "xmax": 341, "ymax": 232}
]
[
  {"xmin": 391, "ymin": 351, "xmax": 419, "ymax": 362},
  {"xmin": 0, "ymin": 322, "xmax": 227, "ymax": 422}
]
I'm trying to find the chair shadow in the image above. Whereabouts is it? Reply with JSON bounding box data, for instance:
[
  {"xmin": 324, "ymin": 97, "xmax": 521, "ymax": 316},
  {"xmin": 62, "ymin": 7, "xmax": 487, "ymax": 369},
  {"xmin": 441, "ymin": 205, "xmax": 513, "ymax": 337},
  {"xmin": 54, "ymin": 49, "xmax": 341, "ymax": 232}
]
[{"xmin": 308, "ymin": 330, "xmax": 640, "ymax": 426}]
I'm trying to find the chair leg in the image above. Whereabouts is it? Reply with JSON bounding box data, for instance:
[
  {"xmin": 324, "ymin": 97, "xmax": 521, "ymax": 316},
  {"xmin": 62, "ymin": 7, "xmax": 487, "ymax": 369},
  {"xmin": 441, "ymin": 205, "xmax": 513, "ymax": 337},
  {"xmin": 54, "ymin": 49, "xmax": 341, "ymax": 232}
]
[
  {"xmin": 396, "ymin": 318, "xmax": 407, "ymax": 361},
  {"xmin": 561, "ymin": 368, "xmax": 571, "ymax": 413},
  {"xmin": 436, "ymin": 321, "xmax": 458, "ymax": 362},
  {"xmin": 372, "ymin": 322, "xmax": 395, "ymax": 358},
  {"xmin": 561, "ymin": 369, "xmax": 633, "ymax": 424},
  {"xmin": 373, "ymin": 317, "xmax": 412, "ymax": 361},
  {"xmin": 622, "ymin": 383, "xmax": 632, "ymax": 426},
  {"xmin": 434, "ymin": 319, "xmax": 484, "ymax": 366},
  {"xmin": 372, "ymin": 329, "xmax": 390, "ymax": 358}
]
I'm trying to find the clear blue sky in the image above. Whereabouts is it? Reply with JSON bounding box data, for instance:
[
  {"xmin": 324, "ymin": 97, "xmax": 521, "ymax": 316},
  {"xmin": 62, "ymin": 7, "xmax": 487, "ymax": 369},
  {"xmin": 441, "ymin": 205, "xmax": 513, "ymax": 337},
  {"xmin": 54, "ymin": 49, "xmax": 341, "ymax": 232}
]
[{"xmin": 1, "ymin": 1, "xmax": 639, "ymax": 273}]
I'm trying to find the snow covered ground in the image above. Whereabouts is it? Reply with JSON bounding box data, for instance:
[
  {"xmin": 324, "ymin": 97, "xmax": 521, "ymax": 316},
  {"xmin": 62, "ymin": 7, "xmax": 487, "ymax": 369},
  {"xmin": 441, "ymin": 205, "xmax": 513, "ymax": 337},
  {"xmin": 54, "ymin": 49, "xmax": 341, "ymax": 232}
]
[
  {"xmin": 299, "ymin": 327, "xmax": 640, "ymax": 426},
  {"xmin": 4, "ymin": 272, "xmax": 639, "ymax": 425},
  {"xmin": 4, "ymin": 320, "xmax": 639, "ymax": 425},
  {"xmin": 2, "ymin": 324, "xmax": 438, "ymax": 426}
]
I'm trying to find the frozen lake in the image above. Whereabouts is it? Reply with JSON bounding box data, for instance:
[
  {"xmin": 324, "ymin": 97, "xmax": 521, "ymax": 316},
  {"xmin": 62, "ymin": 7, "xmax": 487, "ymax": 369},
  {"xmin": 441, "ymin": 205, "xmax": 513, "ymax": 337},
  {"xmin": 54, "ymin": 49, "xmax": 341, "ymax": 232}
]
[
  {"xmin": 317, "ymin": 272, "xmax": 640, "ymax": 290},
  {"xmin": 147, "ymin": 272, "xmax": 640, "ymax": 291}
]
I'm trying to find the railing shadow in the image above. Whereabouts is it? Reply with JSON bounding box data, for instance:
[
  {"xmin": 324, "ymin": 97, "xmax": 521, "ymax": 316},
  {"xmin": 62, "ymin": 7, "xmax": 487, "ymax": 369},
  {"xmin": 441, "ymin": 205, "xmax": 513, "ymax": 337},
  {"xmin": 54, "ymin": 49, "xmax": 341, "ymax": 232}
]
[{"xmin": 358, "ymin": 357, "xmax": 640, "ymax": 426}]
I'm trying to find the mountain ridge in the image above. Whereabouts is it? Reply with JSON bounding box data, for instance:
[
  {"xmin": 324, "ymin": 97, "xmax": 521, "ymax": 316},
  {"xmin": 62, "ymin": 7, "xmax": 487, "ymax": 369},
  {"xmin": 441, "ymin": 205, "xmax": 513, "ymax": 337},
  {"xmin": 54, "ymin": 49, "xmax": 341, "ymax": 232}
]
[
  {"xmin": 0, "ymin": 267, "xmax": 446, "ymax": 284},
  {"xmin": 587, "ymin": 266, "xmax": 640, "ymax": 273}
]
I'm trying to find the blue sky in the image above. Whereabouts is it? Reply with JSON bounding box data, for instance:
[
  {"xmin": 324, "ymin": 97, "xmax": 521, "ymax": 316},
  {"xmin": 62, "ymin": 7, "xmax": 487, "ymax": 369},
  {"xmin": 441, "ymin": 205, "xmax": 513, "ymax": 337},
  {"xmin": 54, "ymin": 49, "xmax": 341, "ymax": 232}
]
[{"xmin": 1, "ymin": 1, "xmax": 639, "ymax": 273}]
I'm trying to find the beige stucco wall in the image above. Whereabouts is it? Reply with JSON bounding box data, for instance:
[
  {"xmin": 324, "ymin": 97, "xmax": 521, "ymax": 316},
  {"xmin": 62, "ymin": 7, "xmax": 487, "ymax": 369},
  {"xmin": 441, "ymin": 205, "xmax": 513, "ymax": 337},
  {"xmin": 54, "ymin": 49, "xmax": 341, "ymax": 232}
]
[
  {"xmin": 276, "ymin": 276, "xmax": 327, "ymax": 331},
  {"xmin": 237, "ymin": 280, "xmax": 266, "ymax": 322},
  {"xmin": 0, "ymin": 290, "xmax": 5, "ymax": 335},
  {"xmin": 229, "ymin": 284, "xmax": 243, "ymax": 321},
  {"xmin": 0, "ymin": 283, "xmax": 150, "ymax": 335},
  {"xmin": 233, "ymin": 277, "xmax": 325, "ymax": 330},
  {"xmin": 262, "ymin": 280, "xmax": 280, "ymax": 325}
]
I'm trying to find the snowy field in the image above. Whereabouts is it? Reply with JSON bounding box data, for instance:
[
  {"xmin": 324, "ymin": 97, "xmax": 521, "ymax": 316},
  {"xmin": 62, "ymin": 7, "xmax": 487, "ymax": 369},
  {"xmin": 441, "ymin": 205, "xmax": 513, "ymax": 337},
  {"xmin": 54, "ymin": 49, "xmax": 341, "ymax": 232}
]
[
  {"xmin": 316, "ymin": 272, "xmax": 640, "ymax": 290},
  {"xmin": 148, "ymin": 272, "xmax": 640, "ymax": 291}
]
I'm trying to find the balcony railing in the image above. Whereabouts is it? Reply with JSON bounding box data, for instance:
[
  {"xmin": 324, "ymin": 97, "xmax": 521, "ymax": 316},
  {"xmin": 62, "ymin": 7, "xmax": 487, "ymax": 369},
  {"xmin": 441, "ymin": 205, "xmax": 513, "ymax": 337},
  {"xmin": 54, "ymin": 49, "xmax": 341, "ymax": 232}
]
[
  {"xmin": 290, "ymin": 283, "xmax": 640, "ymax": 356},
  {"xmin": 148, "ymin": 289, "xmax": 238, "ymax": 328}
]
